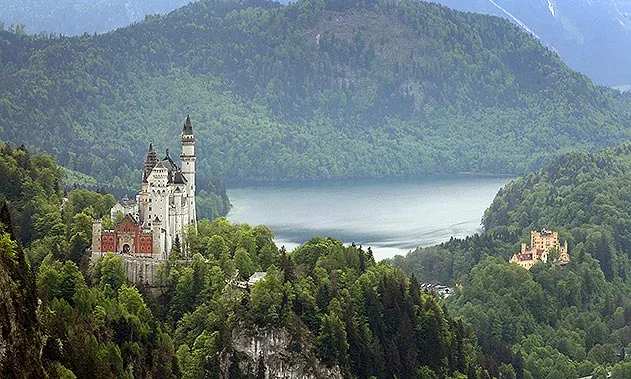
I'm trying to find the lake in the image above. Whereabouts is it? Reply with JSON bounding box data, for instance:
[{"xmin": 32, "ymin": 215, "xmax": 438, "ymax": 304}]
[{"xmin": 226, "ymin": 175, "xmax": 512, "ymax": 260}]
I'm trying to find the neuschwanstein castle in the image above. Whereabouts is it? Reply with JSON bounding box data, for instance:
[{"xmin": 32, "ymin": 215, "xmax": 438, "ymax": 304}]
[{"xmin": 91, "ymin": 116, "xmax": 197, "ymax": 281}]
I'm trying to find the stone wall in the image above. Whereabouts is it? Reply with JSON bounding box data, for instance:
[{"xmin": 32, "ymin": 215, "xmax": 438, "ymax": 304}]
[
  {"xmin": 90, "ymin": 251, "xmax": 194, "ymax": 287},
  {"xmin": 122, "ymin": 255, "xmax": 162, "ymax": 286}
]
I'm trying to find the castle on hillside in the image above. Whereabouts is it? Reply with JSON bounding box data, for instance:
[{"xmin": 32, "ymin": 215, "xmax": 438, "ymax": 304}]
[
  {"xmin": 509, "ymin": 229, "xmax": 570, "ymax": 270},
  {"xmin": 91, "ymin": 116, "xmax": 197, "ymax": 275}
]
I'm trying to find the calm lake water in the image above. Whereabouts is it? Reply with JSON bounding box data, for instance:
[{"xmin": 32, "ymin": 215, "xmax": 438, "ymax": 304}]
[{"xmin": 226, "ymin": 175, "xmax": 512, "ymax": 260}]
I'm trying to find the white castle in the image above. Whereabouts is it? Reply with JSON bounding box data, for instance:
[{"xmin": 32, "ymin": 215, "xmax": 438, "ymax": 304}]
[{"xmin": 91, "ymin": 115, "xmax": 197, "ymax": 265}]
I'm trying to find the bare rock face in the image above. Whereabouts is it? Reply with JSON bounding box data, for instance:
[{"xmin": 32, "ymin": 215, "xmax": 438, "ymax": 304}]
[{"xmin": 227, "ymin": 326, "xmax": 343, "ymax": 379}]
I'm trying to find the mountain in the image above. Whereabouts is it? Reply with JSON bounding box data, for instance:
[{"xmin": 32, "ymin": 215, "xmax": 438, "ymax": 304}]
[
  {"xmin": 482, "ymin": 144, "xmax": 631, "ymax": 281},
  {"xmin": 0, "ymin": 0, "xmax": 191, "ymax": 36},
  {"xmin": 433, "ymin": 0, "xmax": 631, "ymax": 86},
  {"xmin": 2, "ymin": 0, "xmax": 631, "ymax": 185},
  {"xmin": 395, "ymin": 144, "xmax": 631, "ymax": 284}
]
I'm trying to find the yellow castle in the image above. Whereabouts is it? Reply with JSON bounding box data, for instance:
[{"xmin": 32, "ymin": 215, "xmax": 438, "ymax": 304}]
[{"xmin": 509, "ymin": 229, "xmax": 570, "ymax": 270}]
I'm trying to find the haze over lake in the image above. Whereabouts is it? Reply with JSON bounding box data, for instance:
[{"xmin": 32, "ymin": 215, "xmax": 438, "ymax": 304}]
[{"xmin": 227, "ymin": 175, "xmax": 512, "ymax": 260}]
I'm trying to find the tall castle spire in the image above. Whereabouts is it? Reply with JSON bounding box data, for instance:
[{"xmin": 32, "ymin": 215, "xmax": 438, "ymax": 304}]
[
  {"xmin": 180, "ymin": 114, "xmax": 197, "ymax": 229},
  {"xmin": 143, "ymin": 142, "xmax": 158, "ymax": 182},
  {"xmin": 183, "ymin": 114, "xmax": 193, "ymax": 135}
]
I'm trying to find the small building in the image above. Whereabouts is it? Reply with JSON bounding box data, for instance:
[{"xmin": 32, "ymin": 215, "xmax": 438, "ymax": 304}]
[
  {"xmin": 509, "ymin": 229, "xmax": 570, "ymax": 270},
  {"xmin": 248, "ymin": 272, "xmax": 267, "ymax": 287},
  {"xmin": 419, "ymin": 283, "xmax": 454, "ymax": 298}
]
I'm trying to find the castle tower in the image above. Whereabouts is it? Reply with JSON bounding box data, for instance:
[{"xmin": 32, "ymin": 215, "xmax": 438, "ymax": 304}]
[
  {"xmin": 143, "ymin": 142, "xmax": 159, "ymax": 180},
  {"xmin": 152, "ymin": 216, "xmax": 164, "ymax": 260},
  {"xmin": 91, "ymin": 219, "xmax": 102, "ymax": 261},
  {"xmin": 180, "ymin": 115, "xmax": 197, "ymax": 229},
  {"xmin": 139, "ymin": 143, "xmax": 158, "ymax": 226}
]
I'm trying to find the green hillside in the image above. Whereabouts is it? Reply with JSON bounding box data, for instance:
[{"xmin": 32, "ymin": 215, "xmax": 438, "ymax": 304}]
[
  {"xmin": 0, "ymin": 146, "xmax": 497, "ymax": 379},
  {"xmin": 1, "ymin": 0, "xmax": 631, "ymax": 184},
  {"xmin": 482, "ymin": 145, "xmax": 631, "ymax": 281},
  {"xmin": 392, "ymin": 145, "xmax": 631, "ymax": 378}
]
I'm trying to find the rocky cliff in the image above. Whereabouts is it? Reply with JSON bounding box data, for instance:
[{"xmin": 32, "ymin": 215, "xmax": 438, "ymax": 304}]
[{"xmin": 226, "ymin": 326, "xmax": 342, "ymax": 379}]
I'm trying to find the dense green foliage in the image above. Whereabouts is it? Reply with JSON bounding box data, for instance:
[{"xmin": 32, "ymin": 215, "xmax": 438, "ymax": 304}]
[
  {"xmin": 0, "ymin": 142, "xmax": 65, "ymax": 244},
  {"xmin": 39, "ymin": 255, "xmax": 177, "ymax": 378},
  {"xmin": 483, "ymin": 144, "xmax": 631, "ymax": 281},
  {"xmin": 196, "ymin": 177, "xmax": 231, "ymax": 220},
  {"xmin": 30, "ymin": 219, "xmax": 497, "ymax": 378},
  {"xmin": 0, "ymin": 145, "xmax": 498, "ymax": 378},
  {"xmin": 157, "ymin": 229, "xmax": 494, "ymax": 379},
  {"xmin": 2, "ymin": 0, "xmax": 631, "ymax": 184},
  {"xmin": 393, "ymin": 146, "xmax": 631, "ymax": 378},
  {"xmin": 0, "ymin": 205, "xmax": 46, "ymax": 378}
]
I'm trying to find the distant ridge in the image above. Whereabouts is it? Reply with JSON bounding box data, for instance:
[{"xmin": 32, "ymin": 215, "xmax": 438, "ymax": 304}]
[
  {"xmin": 434, "ymin": 0, "xmax": 631, "ymax": 86},
  {"xmin": 0, "ymin": 0, "xmax": 191, "ymax": 35}
]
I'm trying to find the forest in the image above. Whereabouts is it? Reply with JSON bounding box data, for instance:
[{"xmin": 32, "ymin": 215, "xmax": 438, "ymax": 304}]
[
  {"xmin": 392, "ymin": 145, "xmax": 631, "ymax": 378},
  {"xmin": 0, "ymin": 142, "xmax": 501, "ymax": 378},
  {"xmin": 7, "ymin": 128, "xmax": 631, "ymax": 378},
  {"xmin": 2, "ymin": 0, "xmax": 631, "ymax": 188}
]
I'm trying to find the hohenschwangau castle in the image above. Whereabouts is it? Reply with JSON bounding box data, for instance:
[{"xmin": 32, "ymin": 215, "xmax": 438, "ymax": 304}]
[{"xmin": 91, "ymin": 116, "xmax": 197, "ymax": 275}]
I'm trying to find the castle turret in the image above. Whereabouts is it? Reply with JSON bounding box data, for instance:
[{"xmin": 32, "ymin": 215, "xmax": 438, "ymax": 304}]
[
  {"xmin": 152, "ymin": 216, "xmax": 164, "ymax": 260},
  {"xmin": 91, "ymin": 219, "xmax": 102, "ymax": 261},
  {"xmin": 180, "ymin": 115, "xmax": 197, "ymax": 229},
  {"xmin": 143, "ymin": 142, "xmax": 159, "ymax": 181},
  {"xmin": 140, "ymin": 143, "xmax": 158, "ymax": 223}
]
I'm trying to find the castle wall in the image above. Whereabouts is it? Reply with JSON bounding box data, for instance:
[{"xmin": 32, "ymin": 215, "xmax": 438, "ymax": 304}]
[{"xmin": 123, "ymin": 256, "xmax": 162, "ymax": 286}]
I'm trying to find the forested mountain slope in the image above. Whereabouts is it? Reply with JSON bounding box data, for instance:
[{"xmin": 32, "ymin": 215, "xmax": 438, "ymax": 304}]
[
  {"xmin": 434, "ymin": 0, "xmax": 631, "ymax": 86},
  {"xmin": 482, "ymin": 145, "xmax": 631, "ymax": 281},
  {"xmin": 0, "ymin": 145, "xmax": 498, "ymax": 379},
  {"xmin": 0, "ymin": 0, "xmax": 191, "ymax": 35},
  {"xmin": 2, "ymin": 0, "xmax": 631, "ymax": 184},
  {"xmin": 392, "ymin": 145, "xmax": 631, "ymax": 378},
  {"xmin": 0, "ymin": 206, "xmax": 45, "ymax": 378}
]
